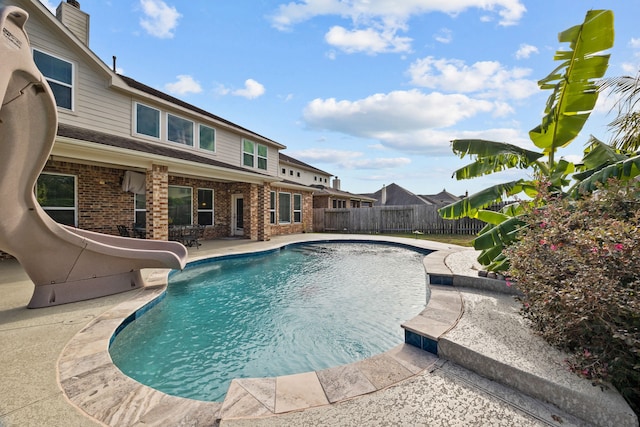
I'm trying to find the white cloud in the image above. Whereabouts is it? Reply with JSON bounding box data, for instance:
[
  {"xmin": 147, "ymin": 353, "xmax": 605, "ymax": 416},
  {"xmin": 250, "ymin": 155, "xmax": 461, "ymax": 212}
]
[
  {"xmin": 629, "ymin": 38, "xmax": 640, "ymax": 49},
  {"xmin": 270, "ymin": 0, "xmax": 526, "ymax": 32},
  {"xmin": 164, "ymin": 75, "xmax": 202, "ymax": 95},
  {"xmin": 408, "ymin": 56, "xmax": 538, "ymax": 100},
  {"xmin": 621, "ymin": 62, "xmax": 640, "ymax": 75},
  {"xmin": 325, "ymin": 26, "xmax": 412, "ymax": 54},
  {"xmin": 304, "ymin": 90, "xmax": 493, "ymax": 133},
  {"xmin": 139, "ymin": 0, "xmax": 181, "ymax": 39},
  {"xmin": 300, "ymin": 87, "xmax": 533, "ymax": 156},
  {"xmin": 232, "ymin": 79, "xmax": 266, "ymax": 99},
  {"xmin": 515, "ymin": 43, "xmax": 538, "ymax": 59},
  {"xmin": 434, "ymin": 28, "xmax": 452, "ymax": 44},
  {"xmin": 289, "ymin": 148, "xmax": 411, "ymax": 170}
]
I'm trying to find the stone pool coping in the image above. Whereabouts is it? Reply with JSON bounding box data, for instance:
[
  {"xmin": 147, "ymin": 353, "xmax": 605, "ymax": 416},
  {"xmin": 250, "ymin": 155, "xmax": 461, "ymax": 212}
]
[
  {"xmin": 57, "ymin": 238, "xmax": 457, "ymax": 425},
  {"xmin": 57, "ymin": 238, "xmax": 638, "ymax": 426}
]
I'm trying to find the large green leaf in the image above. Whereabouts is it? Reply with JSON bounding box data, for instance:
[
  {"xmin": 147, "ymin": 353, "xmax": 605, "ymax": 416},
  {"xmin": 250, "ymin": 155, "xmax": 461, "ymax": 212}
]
[
  {"xmin": 530, "ymin": 10, "xmax": 614, "ymax": 157},
  {"xmin": 450, "ymin": 139, "xmax": 544, "ymax": 180},
  {"xmin": 473, "ymin": 216, "xmax": 525, "ymax": 250},
  {"xmin": 438, "ymin": 180, "xmax": 524, "ymax": 219},
  {"xmin": 574, "ymin": 154, "xmax": 640, "ymax": 194}
]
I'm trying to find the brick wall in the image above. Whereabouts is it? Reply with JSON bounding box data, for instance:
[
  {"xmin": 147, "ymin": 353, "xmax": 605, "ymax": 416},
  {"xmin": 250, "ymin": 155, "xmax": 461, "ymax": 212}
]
[
  {"xmin": 44, "ymin": 160, "xmax": 136, "ymax": 235},
  {"xmin": 270, "ymin": 189, "xmax": 314, "ymax": 236}
]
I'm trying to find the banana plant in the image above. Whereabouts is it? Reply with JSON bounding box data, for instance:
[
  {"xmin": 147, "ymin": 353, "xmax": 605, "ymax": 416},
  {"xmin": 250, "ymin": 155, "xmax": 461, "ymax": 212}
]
[
  {"xmin": 438, "ymin": 9, "xmax": 614, "ymax": 271},
  {"xmin": 571, "ymin": 136, "xmax": 640, "ymax": 195}
]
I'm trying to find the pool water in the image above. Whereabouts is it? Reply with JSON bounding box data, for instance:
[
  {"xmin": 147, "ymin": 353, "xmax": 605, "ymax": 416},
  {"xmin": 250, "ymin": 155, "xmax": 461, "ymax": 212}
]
[{"xmin": 109, "ymin": 242, "xmax": 430, "ymax": 402}]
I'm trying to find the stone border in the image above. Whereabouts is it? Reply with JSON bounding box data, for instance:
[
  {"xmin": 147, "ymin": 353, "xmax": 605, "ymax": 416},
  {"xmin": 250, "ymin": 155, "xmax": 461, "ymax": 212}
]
[{"xmin": 57, "ymin": 240, "xmax": 444, "ymax": 425}]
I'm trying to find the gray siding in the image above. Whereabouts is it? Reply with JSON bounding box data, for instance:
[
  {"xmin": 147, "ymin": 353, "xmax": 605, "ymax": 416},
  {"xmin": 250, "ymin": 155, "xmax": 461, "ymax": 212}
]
[{"xmin": 18, "ymin": 0, "xmax": 281, "ymax": 178}]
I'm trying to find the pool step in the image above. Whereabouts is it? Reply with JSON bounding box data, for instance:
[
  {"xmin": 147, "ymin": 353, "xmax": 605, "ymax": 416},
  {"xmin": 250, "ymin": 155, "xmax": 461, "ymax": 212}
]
[{"xmin": 401, "ymin": 285, "xmax": 463, "ymax": 355}]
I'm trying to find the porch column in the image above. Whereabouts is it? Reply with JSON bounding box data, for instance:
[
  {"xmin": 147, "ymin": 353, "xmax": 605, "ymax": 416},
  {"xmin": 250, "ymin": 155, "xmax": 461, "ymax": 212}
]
[
  {"xmin": 257, "ymin": 183, "xmax": 271, "ymax": 241},
  {"xmin": 146, "ymin": 164, "xmax": 169, "ymax": 240},
  {"xmin": 247, "ymin": 184, "xmax": 259, "ymax": 240}
]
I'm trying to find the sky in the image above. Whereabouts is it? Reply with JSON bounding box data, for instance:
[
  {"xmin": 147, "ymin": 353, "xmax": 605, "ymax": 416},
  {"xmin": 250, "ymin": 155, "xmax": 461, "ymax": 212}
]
[{"xmin": 36, "ymin": 0, "xmax": 640, "ymax": 196}]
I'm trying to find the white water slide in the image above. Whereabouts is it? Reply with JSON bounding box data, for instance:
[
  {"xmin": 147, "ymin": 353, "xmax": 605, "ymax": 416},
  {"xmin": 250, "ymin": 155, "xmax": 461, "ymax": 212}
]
[{"xmin": 0, "ymin": 6, "xmax": 187, "ymax": 308}]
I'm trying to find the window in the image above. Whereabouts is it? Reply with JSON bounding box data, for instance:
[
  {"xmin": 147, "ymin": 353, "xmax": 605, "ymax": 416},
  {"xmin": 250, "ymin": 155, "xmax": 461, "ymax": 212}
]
[
  {"xmin": 242, "ymin": 139, "xmax": 268, "ymax": 170},
  {"xmin": 36, "ymin": 173, "xmax": 76, "ymax": 226},
  {"xmin": 278, "ymin": 192, "xmax": 291, "ymax": 223},
  {"xmin": 134, "ymin": 193, "xmax": 146, "ymax": 227},
  {"xmin": 168, "ymin": 186, "xmax": 192, "ymax": 225},
  {"xmin": 296, "ymin": 172, "xmax": 301, "ymax": 178},
  {"xmin": 242, "ymin": 139, "xmax": 254, "ymax": 167},
  {"xmin": 167, "ymin": 114, "xmax": 194, "ymax": 146},
  {"xmin": 197, "ymin": 188, "xmax": 214, "ymax": 225},
  {"xmin": 33, "ymin": 50, "xmax": 73, "ymax": 110},
  {"xmin": 269, "ymin": 191, "xmax": 276, "ymax": 224},
  {"xmin": 289, "ymin": 170, "xmax": 293, "ymax": 176},
  {"xmin": 199, "ymin": 125, "xmax": 216, "ymax": 152},
  {"xmin": 281, "ymin": 168, "xmax": 286, "ymax": 175},
  {"xmin": 135, "ymin": 103, "xmax": 160, "ymax": 138},
  {"xmin": 293, "ymin": 194, "xmax": 302, "ymax": 223},
  {"xmin": 257, "ymin": 144, "xmax": 267, "ymax": 170}
]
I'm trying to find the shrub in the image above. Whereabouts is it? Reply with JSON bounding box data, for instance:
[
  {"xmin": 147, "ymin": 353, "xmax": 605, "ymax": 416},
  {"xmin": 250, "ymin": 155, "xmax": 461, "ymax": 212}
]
[{"xmin": 505, "ymin": 179, "xmax": 640, "ymax": 414}]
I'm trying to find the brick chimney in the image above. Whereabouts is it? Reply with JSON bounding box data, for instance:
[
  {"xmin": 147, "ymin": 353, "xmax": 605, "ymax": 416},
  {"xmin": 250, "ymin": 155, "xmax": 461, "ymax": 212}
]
[{"xmin": 56, "ymin": 0, "xmax": 89, "ymax": 45}]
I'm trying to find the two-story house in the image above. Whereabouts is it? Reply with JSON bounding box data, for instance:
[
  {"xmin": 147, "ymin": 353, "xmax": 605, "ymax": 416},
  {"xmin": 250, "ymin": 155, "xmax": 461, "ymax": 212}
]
[
  {"xmin": 11, "ymin": 0, "xmax": 315, "ymax": 244},
  {"xmin": 278, "ymin": 153, "xmax": 376, "ymax": 209}
]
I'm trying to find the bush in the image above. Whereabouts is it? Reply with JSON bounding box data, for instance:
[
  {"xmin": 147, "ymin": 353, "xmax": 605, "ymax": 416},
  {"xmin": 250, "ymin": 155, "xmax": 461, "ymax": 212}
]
[{"xmin": 505, "ymin": 179, "xmax": 640, "ymax": 414}]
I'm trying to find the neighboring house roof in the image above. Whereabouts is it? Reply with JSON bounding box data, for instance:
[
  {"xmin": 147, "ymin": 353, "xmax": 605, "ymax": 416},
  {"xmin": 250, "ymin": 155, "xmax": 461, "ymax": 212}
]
[
  {"xmin": 421, "ymin": 189, "xmax": 461, "ymax": 206},
  {"xmin": 362, "ymin": 183, "xmax": 432, "ymax": 206},
  {"xmin": 118, "ymin": 75, "xmax": 285, "ymax": 149},
  {"xmin": 312, "ymin": 185, "xmax": 377, "ymax": 202},
  {"xmin": 279, "ymin": 153, "xmax": 332, "ymax": 176}
]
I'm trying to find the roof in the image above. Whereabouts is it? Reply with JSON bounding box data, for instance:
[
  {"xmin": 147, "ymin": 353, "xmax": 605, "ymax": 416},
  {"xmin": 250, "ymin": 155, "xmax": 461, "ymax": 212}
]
[
  {"xmin": 118, "ymin": 75, "xmax": 285, "ymax": 149},
  {"xmin": 56, "ymin": 124, "xmax": 273, "ymax": 179},
  {"xmin": 421, "ymin": 189, "xmax": 461, "ymax": 205},
  {"xmin": 279, "ymin": 153, "xmax": 332, "ymax": 176},
  {"xmin": 311, "ymin": 185, "xmax": 377, "ymax": 202},
  {"xmin": 362, "ymin": 183, "xmax": 432, "ymax": 206}
]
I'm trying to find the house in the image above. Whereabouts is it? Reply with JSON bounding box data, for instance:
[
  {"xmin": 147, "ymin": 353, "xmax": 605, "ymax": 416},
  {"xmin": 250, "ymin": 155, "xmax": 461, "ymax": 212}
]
[
  {"xmin": 279, "ymin": 153, "xmax": 376, "ymax": 208},
  {"xmin": 362, "ymin": 184, "xmax": 461, "ymax": 207},
  {"xmin": 421, "ymin": 189, "xmax": 462, "ymax": 206},
  {"xmin": 8, "ymin": 0, "xmax": 317, "ymax": 245},
  {"xmin": 362, "ymin": 183, "xmax": 432, "ymax": 207}
]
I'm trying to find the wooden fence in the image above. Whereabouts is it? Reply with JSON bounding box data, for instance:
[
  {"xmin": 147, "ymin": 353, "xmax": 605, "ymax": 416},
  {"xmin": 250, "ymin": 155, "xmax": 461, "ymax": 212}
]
[{"xmin": 313, "ymin": 205, "xmax": 487, "ymax": 235}]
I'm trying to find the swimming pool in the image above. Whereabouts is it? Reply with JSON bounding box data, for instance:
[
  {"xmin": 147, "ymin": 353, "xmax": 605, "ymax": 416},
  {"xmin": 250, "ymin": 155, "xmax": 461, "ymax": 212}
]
[{"xmin": 109, "ymin": 241, "xmax": 431, "ymax": 402}]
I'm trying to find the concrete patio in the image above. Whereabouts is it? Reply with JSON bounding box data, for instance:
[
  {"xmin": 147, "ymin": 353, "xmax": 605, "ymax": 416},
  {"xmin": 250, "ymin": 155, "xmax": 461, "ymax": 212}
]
[{"xmin": 0, "ymin": 234, "xmax": 636, "ymax": 426}]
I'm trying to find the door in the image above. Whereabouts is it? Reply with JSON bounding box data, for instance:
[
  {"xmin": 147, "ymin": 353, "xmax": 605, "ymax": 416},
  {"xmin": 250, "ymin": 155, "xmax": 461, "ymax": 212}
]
[{"xmin": 231, "ymin": 194, "xmax": 244, "ymax": 236}]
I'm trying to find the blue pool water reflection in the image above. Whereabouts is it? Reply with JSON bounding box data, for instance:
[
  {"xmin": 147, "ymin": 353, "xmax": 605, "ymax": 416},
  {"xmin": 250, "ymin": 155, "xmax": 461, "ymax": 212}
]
[{"xmin": 109, "ymin": 242, "xmax": 431, "ymax": 401}]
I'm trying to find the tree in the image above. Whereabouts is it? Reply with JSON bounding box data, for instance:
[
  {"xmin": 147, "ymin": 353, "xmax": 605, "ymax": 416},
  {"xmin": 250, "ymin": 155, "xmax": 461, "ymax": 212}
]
[
  {"xmin": 438, "ymin": 9, "xmax": 614, "ymax": 271},
  {"xmin": 601, "ymin": 71, "xmax": 640, "ymax": 151}
]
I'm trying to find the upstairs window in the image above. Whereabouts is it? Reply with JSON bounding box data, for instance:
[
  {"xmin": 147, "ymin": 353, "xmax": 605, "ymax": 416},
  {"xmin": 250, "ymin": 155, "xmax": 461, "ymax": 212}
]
[
  {"xmin": 242, "ymin": 139, "xmax": 254, "ymax": 167},
  {"xmin": 135, "ymin": 103, "xmax": 160, "ymax": 138},
  {"xmin": 168, "ymin": 114, "xmax": 194, "ymax": 146},
  {"xmin": 33, "ymin": 49, "xmax": 73, "ymax": 110},
  {"xmin": 199, "ymin": 124, "xmax": 216, "ymax": 152},
  {"xmin": 242, "ymin": 139, "xmax": 268, "ymax": 170},
  {"xmin": 257, "ymin": 144, "xmax": 267, "ymax": 170}
]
